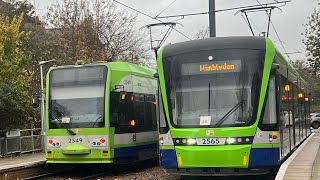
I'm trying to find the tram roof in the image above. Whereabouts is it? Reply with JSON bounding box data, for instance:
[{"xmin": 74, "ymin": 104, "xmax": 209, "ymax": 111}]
[
  {"xmin": 162, "ymin": 36, "xmax": 266, "ymax": 58},
  {"xmin": 108, "ymin": 61, "xmax": 156, "ymax": 78},
  {"xmin": 48, "ymin": 61, "xmax": 155, "ymax": 79}
]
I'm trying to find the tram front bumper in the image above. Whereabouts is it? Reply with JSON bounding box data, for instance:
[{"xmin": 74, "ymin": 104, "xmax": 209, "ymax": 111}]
[
  {"xmin": 46, "ymin": 149, "xmax": 112, "ymax": 163},
  {"xmin": 174, "ymin": 145, "xmax": 251, "ymax": 168},
  {"xmin": 165, "ymin": 167, "xmax": 270, "ymax": 176}
]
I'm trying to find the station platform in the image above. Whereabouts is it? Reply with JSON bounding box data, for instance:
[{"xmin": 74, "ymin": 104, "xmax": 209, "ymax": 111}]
[
  {"xmin": 276, "ymin": 130, "xmax": 320, "ymax": 180},
  {"xmin": 0, "ymin": 153, "xmax": 46, "ymax": 172}
]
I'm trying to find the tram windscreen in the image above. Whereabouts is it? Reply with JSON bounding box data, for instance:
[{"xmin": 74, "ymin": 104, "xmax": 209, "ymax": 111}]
[
  {"xmin": 49, "ymin": 66, "xmax": 107, "ymax": 129},
  {"xmin": 162, "ymin": 49, "xmax": 265, "ymax": 128}
]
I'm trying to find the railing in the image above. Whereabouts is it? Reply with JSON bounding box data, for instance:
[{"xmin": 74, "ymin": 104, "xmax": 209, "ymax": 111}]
[{"xmin": 0, "ymin": 128, "xmax": 43, "ymax": 156}]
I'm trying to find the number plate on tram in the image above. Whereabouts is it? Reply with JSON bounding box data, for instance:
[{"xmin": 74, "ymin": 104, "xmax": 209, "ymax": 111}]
[
  {"xmin": 196, "ymin": 138, "xmax": 225, "ymax": 145},
  {"xmin": 68, "ymin": 137, "xmax": 83, "ymax": 143}
]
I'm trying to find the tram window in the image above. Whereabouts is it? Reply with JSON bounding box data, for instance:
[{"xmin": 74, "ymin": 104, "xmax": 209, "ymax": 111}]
[
  {"xmin": 110, "ymin": 93, "xmax": 119, "ymax": 126},
  {"xmin": 134, "ymin": 94, "xmax": 145, "ymax": 127},
  {"xmin": 279, "ymin": 74, "xmax": 291, "ymax": 127},
  {"xmin": 145, "ymin": 95, "xmax": 157, "ymax": 131},
  {"xmin": 110, "ymin": 92, "xmax": 127, "ymax": 126},
  {"xmin": 262, "ymin": 76, "xmax": 277, "ymax": 127},
  {"xmin": 151, "ymin": 95, "xmax": 157, "ymax": 130},
  {"xmin": 158, "ymin": 89, "xmax": 169, "ymax": 133}
]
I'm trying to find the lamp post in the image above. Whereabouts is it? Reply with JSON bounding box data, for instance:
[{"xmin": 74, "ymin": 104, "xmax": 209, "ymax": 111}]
[{"xmin": 39, "ymin": 59, "xmax": 56, "ymax": 150}]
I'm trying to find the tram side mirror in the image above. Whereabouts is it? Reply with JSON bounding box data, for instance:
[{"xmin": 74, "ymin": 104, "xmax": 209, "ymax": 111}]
[
  {"xmin": 32, "ymin": 95, "xmax": 40, "ymax": 108},
  {"xmin": 119, "ymin": 91, "xmax": 127, "ymax": 103},
  {"xmin": 272, "ymin": 63, "xmax": 280, "ymax": 70},
  {"xmin": 154, "ymin": 73, "xmax": 159, "ymax": 78}
]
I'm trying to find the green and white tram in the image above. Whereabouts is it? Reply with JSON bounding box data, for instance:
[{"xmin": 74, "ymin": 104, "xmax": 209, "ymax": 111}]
[
  {"xmin": 39, "ymin": 62, "xmax": 158, "ymax": 163},
  {"xmin": 156, "ymin": 36, "xmax": 311, "ymax": 175}
]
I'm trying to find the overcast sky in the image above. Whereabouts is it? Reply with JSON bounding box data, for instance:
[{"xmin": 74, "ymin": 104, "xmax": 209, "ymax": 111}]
[{"xmin": 31, "ymin": 0, "xmax": 319, "ymax": 61}]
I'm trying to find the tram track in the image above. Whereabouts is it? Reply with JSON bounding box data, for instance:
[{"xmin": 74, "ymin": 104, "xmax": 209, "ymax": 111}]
[
  {"xmin": 26, "ymin": 159, "xmax": 165, "ymax": 180},
  {"xmin": 0, "ymin": 163, "xmax": 67, "ymax": 180},
  {"xmin": 0, "ymin": 159, "xmax": 278, "ymax": 180}
]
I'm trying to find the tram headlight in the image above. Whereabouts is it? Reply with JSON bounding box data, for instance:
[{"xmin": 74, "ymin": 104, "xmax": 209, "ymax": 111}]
[
  {"xmin": 187, "ymin": 138, "xmax": 197, "ymax": 145},
  {"xmin": 159, "ymin": 136, "xmax": 164, "ymax": 144},
  {"xmin": 226, "ymin": 138, "xmax": 236, "ymax": 144},
  {"xmin": 174, "ymin": 138, "xmax": 197, "ymax": 145},
  {"xmin": 225, "ymin": 137, "xmax": 254, "ymax": 145}
]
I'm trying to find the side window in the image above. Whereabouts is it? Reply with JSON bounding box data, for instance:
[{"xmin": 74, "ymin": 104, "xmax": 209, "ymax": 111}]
[
  {"xmin": 110, "ymin": 93, "xmax": 119, "ymax": 126},
  {"xmin": 110, "ymin": 92, "xmax": 133, "ymax": 133},
  {"xmin": 158, "ymin": 89, "xmax": 169, "ymax": 133},
  {"xmin": 279, "ymin": 74, "xmax": 292, "ymax": 128},
  {"xmin": 134, "ymin": 94, "xmax": 145, "ymax": 127},
  {"xmin": 110, "ymin": 92, "xmax": 128, "ymax": 126},
  {"xmin": 292, "ymin": 80, "xmax": 298, "ymax": 127},
  {"xmin": 145, "ymin": 95, "xmax": 157, "ymax": 131},
  {"xmin": 262, "ymin": 75, "xmax": 277, "ymax": 128}
]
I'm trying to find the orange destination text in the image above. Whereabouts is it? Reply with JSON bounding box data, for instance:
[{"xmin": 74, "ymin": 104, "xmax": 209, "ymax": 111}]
[{"xmin": 199, "ymin": 63, "xmax": 235, "ymax": 72}]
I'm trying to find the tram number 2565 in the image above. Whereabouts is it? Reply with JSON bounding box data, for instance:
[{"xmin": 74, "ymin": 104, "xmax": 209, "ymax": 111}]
[
  {"xmin": 69, "ymin": 138, "xmax": 83, "ymax": 143},
  {"xmin": 201, "ymin": 138, "xmax": 220, "ymax": 145}
]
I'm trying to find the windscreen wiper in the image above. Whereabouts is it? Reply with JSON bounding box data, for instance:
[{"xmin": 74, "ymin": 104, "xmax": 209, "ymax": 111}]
[
  {"xmin": 214, "ymin": 100, "xmax": 246, "ymax": 128},
  {"xmin": 91, "ymin": 116, "xmax": 103, "ymax": 127},
  {"xmin": 56, "ymin": 117, "xmax": 76, "ymax": 135},
  {"xmin": 50, "ymin": 106, "xmax": 76, "ymax": 135}
]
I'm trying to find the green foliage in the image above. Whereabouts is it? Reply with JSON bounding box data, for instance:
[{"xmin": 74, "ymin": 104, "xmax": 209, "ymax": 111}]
[
  {"xmin": 0, "ymin": 14, "xmax": 35, "ymax": 130},
  {"xmin": 303, "ymin": 3, "xmax": 320, "ymax": 112},
  {"xmin": 0, "ymin": 0, "xmax": 36, "ymax": 27},
  {"xmin": 0, "ymin": 0, "xmax": 152, "ymax": 130},
  {"xmin": 304, "ymin": 6, "xmax": 320, "ymax": 76}
]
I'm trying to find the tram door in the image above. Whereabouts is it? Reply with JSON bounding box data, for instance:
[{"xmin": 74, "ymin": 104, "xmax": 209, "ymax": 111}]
[
  {"xmin": 268, "ymin": 76, "xmax": 278, "ymax": 163},
  {"xmin": 278, "ymin": 74, "xmax": 290, "ymax": 158},
  {"xmin": 262, "ymin": 75, "xmax": 279, "ymax": 164}
]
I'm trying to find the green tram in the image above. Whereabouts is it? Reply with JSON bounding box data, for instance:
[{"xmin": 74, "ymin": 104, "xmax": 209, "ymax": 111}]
[
  {"xmin": 42, "ymin": 62, "xmax": 158, "ymax": 163},
  {"xmin": 156, "ymin": 36, "xmax": 311, "ymax": 175}
]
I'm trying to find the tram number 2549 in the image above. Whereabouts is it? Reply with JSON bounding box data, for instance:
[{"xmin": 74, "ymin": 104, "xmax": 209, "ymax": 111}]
[{"xmin": 69, "ymin": 138, "xmax": 83, "ymax": 143}]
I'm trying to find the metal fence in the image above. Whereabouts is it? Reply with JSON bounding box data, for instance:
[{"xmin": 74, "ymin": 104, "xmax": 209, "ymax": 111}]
[{"xmin": 0, "ymin": 128, "xmax": 43, "ymax": 156}]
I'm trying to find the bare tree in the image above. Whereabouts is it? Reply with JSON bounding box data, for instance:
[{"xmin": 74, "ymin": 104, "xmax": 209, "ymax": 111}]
[
  {"xmin": 46, "ymin": 0, "xmax": 150, "ymax": 65},
  {"xmin": 194, "ymin": 26, "xmax": 210, "ymax": 39}
]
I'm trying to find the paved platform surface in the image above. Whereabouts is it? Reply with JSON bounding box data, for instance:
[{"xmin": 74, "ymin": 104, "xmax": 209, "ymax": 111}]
[
  {"xmin": 276, "ymin": 130, "xmax": 320, "ymax": 180},
  {"xmin": 0, "ymin": 153, "xmax": 46, "ymax": 171}
]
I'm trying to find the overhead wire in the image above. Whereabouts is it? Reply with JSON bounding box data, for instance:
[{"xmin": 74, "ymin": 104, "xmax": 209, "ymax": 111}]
[
  {"xmin": 269, "ymin": 34, "xmax": 302, "ymax": 54},
  {"xmin": 250, "ymin": 17, "xmax": 264, "ymax": 34},
  {"xmin": 155, "ymin": 0, "xmax": 178, "ymax": 18},
  {"xmin": 113, "ymin": 0, "xmax": 295, "ymax": 44},
  {"xmin": 155, "ymin": 0, "xmax": 291, "ymax": 19},
  {"xmin": 113, "ymin": 0, "xmax": 192, "ymax": 40},
  {"xmin": 113, "ymin": 0, "xmax": 154, "ymax": 19},
  {"xmin": 255, "ymin": 0, "xmax": 293, "ymax": 61}
]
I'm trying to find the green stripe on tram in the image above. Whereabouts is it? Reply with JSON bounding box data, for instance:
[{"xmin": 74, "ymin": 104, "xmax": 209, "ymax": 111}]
[{"xmin": 157, "ymin": 47, "xmax": 172, "ymax": 128}]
